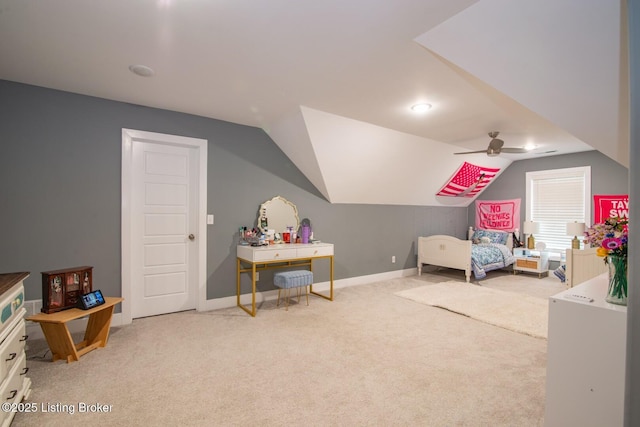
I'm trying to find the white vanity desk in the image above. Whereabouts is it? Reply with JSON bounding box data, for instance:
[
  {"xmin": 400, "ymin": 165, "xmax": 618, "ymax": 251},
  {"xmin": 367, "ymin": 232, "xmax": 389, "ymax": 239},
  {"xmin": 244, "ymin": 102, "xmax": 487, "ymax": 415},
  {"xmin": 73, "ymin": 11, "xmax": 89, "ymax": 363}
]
[{"xmin": 236, "ymin": 242, "xmax": 334, "ymax": 316}]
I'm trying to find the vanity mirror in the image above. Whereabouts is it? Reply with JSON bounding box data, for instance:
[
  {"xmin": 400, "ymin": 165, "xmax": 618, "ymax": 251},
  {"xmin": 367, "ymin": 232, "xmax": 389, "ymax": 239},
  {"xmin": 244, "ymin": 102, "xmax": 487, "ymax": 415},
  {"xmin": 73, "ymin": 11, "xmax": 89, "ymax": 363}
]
[{"xmin": 258, "ymin": 196, "xmax": 300, "ymax": 235}]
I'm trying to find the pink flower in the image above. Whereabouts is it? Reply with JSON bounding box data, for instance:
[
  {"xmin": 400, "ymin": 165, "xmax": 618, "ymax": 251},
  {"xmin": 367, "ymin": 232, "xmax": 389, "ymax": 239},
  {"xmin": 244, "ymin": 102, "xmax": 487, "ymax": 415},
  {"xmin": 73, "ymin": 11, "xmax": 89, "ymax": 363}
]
[
  {"xmin": 584, "ymin": 217, "xmax": 628, "ymax": 261},
  {"xmin": 602, "ymin": 237, "xmax": 622, "ymax": 250}
]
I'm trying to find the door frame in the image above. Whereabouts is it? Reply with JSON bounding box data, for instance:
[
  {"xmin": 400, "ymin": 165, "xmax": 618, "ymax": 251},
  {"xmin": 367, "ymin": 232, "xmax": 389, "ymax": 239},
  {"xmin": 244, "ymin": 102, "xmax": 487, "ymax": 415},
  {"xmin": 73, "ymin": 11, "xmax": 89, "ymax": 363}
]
[{"xmin": 121, "ymin": 128, "xmax": 208, "ymax": 325}]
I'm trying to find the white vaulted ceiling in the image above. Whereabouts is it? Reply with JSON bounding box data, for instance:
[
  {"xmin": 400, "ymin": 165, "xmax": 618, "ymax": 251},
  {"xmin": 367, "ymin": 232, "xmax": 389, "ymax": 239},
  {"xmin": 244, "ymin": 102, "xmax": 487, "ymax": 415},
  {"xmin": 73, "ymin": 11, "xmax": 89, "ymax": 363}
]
[{"xmin": 0, "ymin": 0, "xmax": 628, "ymax": 206}]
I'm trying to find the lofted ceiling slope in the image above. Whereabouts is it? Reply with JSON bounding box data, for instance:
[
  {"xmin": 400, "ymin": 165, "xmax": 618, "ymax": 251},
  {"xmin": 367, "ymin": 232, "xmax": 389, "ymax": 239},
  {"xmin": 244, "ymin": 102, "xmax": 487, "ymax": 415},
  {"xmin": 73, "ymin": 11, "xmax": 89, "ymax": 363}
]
[
  {"xmin": 415, "ymin": 0, "xmax": 629, "ymax": 169},
  {"xmin": 0, "ymin": 0, "xmax": 627, "ymax": 206}
]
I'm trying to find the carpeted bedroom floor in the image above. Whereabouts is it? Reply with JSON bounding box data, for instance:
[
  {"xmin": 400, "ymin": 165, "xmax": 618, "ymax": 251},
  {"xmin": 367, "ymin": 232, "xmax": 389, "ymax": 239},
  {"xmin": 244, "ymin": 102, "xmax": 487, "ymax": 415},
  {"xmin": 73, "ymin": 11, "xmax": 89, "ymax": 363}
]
[{"xmin": 16, "ymin": 268, "xmax": 566, "ymax": 427}]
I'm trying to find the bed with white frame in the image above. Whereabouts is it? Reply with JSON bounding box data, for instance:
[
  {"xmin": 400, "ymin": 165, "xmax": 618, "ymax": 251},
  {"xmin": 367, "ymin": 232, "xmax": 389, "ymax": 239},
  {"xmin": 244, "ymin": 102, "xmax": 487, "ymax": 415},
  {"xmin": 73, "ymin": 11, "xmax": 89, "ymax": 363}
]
[
  {"xmin": 562, "ymin": 247, "xmax": 608, "ymax": 287},
  {"xmin": 417, "ymin": 228, "xmax": 515, "ymax": 283}
]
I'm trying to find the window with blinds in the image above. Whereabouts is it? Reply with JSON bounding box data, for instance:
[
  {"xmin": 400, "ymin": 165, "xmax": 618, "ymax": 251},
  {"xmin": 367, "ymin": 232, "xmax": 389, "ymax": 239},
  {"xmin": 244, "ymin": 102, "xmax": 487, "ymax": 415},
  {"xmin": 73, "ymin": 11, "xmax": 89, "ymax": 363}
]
[{"xmin": 525, "ymin": 166, "xmax": 591, "ymax": 253}]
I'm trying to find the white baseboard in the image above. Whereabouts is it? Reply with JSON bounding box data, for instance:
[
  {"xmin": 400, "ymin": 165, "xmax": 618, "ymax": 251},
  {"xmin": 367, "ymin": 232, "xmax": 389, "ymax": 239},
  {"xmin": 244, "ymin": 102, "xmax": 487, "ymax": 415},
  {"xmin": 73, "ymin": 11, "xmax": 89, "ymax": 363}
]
[{"xmin": 25, "ymin": 267, "xmax": 417, "ymax": 339}]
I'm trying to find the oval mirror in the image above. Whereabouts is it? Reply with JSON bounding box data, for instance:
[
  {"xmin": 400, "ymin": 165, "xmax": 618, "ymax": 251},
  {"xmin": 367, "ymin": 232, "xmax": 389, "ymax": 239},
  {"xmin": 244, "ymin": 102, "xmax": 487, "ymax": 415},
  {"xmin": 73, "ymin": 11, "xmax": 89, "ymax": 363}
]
[{"xmin": 258, "ymin": 196, "xmax": 299, "ymax": 234}]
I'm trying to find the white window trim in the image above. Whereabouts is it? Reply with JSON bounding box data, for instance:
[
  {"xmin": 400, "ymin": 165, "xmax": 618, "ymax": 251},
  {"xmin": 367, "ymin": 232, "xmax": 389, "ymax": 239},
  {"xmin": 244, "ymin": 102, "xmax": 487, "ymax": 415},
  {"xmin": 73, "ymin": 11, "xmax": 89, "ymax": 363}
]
[{"xmin": 525, "ymin": 166, "xmax": 591, "ymax": 258}]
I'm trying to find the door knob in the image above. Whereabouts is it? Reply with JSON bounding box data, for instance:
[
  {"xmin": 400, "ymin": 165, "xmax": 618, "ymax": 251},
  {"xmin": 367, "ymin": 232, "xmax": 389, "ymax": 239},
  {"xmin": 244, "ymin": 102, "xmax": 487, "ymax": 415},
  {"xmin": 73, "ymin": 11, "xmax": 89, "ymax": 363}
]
[{"xmin": 188, "ymin": 234, "xmax": 195, "ymax": 241}]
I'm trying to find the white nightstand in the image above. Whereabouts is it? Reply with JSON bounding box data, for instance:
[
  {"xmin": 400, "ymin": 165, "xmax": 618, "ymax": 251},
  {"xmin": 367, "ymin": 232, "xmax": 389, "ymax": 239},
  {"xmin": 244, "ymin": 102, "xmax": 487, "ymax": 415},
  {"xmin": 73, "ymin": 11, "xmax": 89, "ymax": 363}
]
[{"xmin": 513, "ymin": 247, "xmax": 549, "ymax": 278}]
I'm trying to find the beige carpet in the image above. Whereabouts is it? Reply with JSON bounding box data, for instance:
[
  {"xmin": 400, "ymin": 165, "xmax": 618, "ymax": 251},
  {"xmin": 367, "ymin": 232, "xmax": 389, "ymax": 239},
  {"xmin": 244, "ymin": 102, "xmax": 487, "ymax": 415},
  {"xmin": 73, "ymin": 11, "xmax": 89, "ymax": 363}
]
[
  {"xmin": 395, "ymin": 281, "xmax": 550, "ymax": 339},
  {"xmin": 16, "ymin": 272, "xmax": 558, "ymax": 426}
]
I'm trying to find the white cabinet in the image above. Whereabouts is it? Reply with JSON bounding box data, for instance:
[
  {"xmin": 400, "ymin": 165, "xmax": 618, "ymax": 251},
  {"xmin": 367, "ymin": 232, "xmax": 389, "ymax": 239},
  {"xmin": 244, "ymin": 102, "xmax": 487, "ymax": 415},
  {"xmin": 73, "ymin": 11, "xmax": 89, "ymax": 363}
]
[
  {"xmin": 544, "ymin": 274, "xmax": 626, "ymax": 427},
  {"xmin": 513, "ymin": 247, "xmax": 549, "ymax": 277},
  {"xmin": 0, "ymin": 273, "xmax": 32, "ymax": 427}
]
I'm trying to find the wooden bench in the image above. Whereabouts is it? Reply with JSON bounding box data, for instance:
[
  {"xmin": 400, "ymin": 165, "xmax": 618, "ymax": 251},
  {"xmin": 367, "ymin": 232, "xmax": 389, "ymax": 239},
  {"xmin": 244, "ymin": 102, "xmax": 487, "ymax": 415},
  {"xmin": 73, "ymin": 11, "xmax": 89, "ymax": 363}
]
[{"xmin": 27, "ymin": 297, "xmax": 123, "ymax": 363}]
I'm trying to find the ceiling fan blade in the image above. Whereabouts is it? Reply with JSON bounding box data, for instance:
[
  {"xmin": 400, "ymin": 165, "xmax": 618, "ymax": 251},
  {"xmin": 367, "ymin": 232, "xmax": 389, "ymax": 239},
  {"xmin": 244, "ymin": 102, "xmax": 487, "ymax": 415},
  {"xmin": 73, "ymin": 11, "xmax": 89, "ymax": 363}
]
[
  {"xmin": 454, "ymin": 150, "xmax": 490, "ymax": 155},
  {"xmin": 500, "ymin": 147, "xmax": 528, "ymax": 153},
  {"xmin": 455, "ymin": 131, "xmax": 527, "ymax": 156}
]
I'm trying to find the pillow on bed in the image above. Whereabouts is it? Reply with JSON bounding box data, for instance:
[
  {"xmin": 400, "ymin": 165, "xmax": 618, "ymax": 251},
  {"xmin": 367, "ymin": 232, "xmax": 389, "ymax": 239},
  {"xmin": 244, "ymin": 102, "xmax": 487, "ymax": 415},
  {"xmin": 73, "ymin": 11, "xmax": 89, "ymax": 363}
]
[
  {"xmin": 471, "ymin": 229, "xmax": 509, "ymax": 245},
  {"xmin": 554, "ymin": 265, "xmax": 566, "ymax": 283}
]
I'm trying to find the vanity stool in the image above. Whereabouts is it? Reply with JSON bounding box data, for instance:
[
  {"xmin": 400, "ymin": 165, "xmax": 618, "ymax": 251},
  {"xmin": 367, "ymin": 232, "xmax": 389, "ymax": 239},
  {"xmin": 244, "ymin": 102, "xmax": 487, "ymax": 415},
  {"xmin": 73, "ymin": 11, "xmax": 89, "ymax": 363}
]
[{"xmin": 273, "ymin": 270, "xmax": 313, "ymax": 311}]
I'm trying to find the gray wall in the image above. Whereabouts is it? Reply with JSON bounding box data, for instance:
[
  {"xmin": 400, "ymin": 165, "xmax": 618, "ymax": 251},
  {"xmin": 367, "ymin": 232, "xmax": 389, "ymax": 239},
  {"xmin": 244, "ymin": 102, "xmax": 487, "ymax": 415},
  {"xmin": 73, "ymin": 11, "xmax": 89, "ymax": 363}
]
[
  {"xmin": 468, "ymin": 151, "xmax": 629, "ymax": 228},
  {"xmin": 2, "ymin": 81, "xmax": 629, "ymax": 304},
  {"xmin": 0, "ymin": 80, "xmax": 469, "ymax": 301}
]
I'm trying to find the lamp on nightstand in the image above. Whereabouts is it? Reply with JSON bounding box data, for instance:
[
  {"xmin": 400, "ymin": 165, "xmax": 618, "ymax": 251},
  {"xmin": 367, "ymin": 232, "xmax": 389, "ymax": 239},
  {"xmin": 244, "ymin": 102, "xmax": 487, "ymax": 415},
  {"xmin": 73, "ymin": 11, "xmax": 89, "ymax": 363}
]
[
  {"xmin": 522, "ymin": 221, "xmax": 539, "ymax": 249},
  {"xmin": 566, "ymin": 221, "xmax": 585, "ymax": 249}
]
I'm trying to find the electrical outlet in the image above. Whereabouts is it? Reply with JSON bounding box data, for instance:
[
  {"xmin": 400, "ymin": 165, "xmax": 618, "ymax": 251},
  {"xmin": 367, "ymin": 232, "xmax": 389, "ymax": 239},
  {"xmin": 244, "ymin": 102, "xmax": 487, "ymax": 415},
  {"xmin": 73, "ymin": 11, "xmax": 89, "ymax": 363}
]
[
  {"xmin": 392, "ymin": 256, "xmax": 396, "ymax": 263},
  {"xmin": 256, "ymin": 272, "xmax": 260, "ymax": 281}
]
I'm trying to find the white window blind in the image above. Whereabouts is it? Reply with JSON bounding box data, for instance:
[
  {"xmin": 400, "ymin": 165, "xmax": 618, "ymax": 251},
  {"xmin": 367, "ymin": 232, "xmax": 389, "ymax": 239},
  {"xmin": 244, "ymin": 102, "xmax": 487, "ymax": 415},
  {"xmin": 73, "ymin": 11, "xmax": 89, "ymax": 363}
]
[{"xmin": 526, "ymin": 167, "xmax": 591, "ymax": 253}]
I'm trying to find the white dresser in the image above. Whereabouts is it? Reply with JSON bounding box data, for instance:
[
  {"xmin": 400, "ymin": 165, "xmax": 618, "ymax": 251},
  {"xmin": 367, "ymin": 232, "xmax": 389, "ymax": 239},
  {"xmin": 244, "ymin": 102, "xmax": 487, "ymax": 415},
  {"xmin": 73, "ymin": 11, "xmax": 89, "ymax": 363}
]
[
  {"xmin": 236, "ymin": 243, "xmax": 334, "ymax": 316},
  {"xmin": 545, "ymin": 273, "xmax": 626, "ymax": 427},
  {"xmin": 0, "ymin": 272, "xmax": 32, "ymax": 427}
]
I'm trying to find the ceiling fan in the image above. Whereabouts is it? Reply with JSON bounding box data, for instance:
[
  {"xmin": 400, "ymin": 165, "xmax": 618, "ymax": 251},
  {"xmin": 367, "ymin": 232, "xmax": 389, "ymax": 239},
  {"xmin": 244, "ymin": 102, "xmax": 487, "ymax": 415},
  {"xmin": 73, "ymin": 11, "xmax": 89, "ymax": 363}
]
[{"xmin": 454, "ymin": 132, "xmax": 528, "ymax": 157}]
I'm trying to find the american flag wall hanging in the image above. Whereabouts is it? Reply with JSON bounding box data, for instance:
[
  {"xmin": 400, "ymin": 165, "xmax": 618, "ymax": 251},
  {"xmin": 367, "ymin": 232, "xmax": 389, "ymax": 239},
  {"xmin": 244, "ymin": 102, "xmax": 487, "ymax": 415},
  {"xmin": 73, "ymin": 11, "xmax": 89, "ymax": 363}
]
[{"xmin": 436, "ymin": 161, "xmax": 501, "ymax": 198}]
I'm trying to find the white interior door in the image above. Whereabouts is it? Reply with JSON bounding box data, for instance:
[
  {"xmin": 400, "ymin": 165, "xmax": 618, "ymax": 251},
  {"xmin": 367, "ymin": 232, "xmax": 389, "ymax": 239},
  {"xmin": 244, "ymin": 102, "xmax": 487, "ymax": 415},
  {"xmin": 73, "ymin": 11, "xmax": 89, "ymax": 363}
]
[{"xmin": 122, "ymin": 129, "xmax": 207, "ymax": 322}]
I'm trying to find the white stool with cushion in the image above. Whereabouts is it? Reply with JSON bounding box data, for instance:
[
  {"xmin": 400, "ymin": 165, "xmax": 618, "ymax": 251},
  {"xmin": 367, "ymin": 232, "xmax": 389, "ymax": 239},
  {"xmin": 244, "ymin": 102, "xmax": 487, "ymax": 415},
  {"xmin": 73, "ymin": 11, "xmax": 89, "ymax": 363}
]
[{"xmin": 273, "ymin": 270, "xmax": 313, "ymax": 310}]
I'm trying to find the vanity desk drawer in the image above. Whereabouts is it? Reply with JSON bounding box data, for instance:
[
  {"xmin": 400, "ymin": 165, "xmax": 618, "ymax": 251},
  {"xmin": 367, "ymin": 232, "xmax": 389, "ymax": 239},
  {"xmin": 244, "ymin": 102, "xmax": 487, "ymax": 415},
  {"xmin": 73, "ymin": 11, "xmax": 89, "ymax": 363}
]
[
  {"xmin": 297, "ymin": 245, "xmax": 334, "ymax": 258},
  {"xmin": 238, "ymin": 243, "xmax": 334, "ymax": 263},
  {"xmin": 252, "ymin": 248, "xmax": 298, "ymax": 262}
]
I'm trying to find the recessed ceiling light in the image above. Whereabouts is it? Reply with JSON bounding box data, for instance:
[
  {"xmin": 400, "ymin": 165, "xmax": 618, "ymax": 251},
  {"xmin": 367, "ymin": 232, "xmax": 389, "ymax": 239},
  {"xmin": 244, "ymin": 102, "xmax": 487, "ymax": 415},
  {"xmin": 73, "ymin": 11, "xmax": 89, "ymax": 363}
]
[
  {"xmin": 411, "ymin": 103, "xmax": 432, "ymax": 113},
  {"xmin": 129, "ymin": 64, "xmax": 155, "ymax": 77}
]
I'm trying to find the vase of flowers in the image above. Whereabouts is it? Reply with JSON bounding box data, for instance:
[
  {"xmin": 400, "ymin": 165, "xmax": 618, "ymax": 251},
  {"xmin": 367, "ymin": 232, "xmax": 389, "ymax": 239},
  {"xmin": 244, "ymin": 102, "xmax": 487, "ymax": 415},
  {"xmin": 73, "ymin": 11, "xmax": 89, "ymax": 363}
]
[{"xmin": 584, "ymin": 217, "xmax": 628, "ymax": 305}]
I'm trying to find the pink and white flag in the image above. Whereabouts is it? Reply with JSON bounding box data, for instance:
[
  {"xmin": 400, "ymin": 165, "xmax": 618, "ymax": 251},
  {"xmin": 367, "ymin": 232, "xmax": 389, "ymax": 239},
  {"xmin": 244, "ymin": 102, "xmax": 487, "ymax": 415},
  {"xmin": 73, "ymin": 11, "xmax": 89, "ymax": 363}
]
[
  {"xmin": 593, "ymin": 194, "xmax": 628, "ymax": 223},
  {"xmin": 475, "ymin": 199, "xmax": 521, "ymax": 231},
  {"xmin": 436, "ymin": 162, "xmax": 501, "ymax": 198}
]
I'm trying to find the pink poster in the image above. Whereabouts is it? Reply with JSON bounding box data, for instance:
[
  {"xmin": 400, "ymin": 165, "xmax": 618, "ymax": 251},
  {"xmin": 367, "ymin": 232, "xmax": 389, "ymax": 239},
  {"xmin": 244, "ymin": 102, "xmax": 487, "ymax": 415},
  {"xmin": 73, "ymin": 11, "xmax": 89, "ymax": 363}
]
[
  {"xmin": 593, "ymin": 194, "xmax": 628, "ymax": 223},
  {"xmin": 436, "ymin": 162, "xmax": 501, "ymax": 198},
  {"xmin": 475, "ymin": 199, "xmax": 521, "ymax": 232}
]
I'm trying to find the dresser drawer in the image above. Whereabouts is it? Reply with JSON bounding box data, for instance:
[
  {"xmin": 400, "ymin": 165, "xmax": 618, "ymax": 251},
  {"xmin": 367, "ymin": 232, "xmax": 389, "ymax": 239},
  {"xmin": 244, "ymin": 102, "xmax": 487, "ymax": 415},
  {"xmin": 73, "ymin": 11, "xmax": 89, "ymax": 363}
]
[
  {"xmin": 0, "ymin": 285, "xmax": 24, "ymax": 339},
  {"xmin": 297, "ymin": 245, "xmax": 333, "ymax": 258},
  {"xmin": 0, "ymin": 273, "xmax": 31, "ymax": 423},
  {"xmin": 253, "ymin": 248, "xmax": 298, "ymax": 262},
  {"xmin": 0, "ymin": 351, "xmax": 27, "ymax": 408},
  {"xmin": 0, "ymin": 318, "xmax": 27, "ymax": 386}
]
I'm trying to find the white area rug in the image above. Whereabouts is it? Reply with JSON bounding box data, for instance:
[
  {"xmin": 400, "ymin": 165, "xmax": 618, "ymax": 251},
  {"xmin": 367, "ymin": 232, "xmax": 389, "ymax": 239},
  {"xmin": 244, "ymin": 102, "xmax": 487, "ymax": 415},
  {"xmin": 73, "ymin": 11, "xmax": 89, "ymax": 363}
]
[{"xmin": 395, "ymin": 281, "xmax": 549, "ymax": 339}]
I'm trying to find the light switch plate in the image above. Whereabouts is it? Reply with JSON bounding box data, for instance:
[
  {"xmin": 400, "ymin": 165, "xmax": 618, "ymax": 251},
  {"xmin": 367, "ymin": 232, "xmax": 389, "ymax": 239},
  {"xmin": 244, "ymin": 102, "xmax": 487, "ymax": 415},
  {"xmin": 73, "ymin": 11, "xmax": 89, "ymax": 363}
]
[{"xmin": 207, "ymin": 214, "xmax": 214, "ymax": 225}]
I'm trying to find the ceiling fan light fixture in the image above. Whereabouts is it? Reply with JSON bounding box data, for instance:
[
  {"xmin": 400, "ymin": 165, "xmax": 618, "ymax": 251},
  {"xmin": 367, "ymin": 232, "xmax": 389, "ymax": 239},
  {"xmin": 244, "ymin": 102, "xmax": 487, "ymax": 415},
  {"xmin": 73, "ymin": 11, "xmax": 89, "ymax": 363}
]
[{"xmin": 411, "ymin": 103, "xmax": 432, "ymax": 113}]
